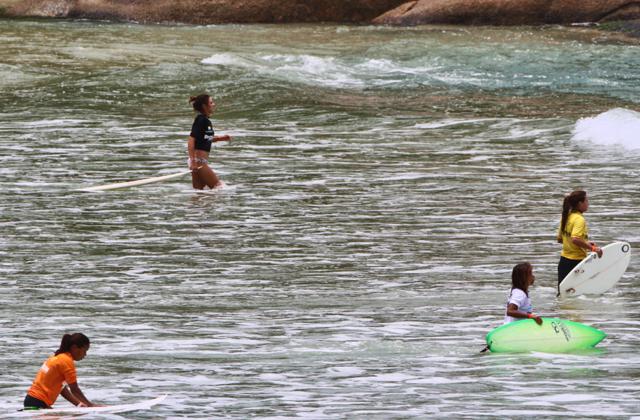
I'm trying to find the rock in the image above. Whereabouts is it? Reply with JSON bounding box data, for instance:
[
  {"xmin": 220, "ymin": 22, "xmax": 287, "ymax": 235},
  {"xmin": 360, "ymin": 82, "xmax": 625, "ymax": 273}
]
[
  {"xmin": 373, "ymin": 0, "xmax": 640, "ymax": 26},
  {"xmin": 599, "ymin": 18, "xmax": 640, "ymax": 38},
  {"xmin": 2, "ymin": 0, "xmax": 408, "ymax": 24},
  {"xmin": 4, "ymin": 0, "xmax": 73, "ymax": 17},
  {"xmin": 5, "ymin": 0, "xmax": 640, "ymax": 26}
]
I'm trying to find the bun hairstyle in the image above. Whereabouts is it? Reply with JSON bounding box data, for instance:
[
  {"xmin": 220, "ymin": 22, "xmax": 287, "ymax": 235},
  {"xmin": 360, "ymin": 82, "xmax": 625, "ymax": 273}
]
[
  {"xmin": 189, "ymin": 94, "xmax": 210, "ymax": 113},
  {"xmin": 511, "ymin": 262, "xmax": 532, "ymax": 295},
  {"xmin": 55, "ymin": 333, "xmax": 90, "ymax": 355},
  {"xmin": 560, "ymin": 190, "xmax": 587, "ymax": 236}
]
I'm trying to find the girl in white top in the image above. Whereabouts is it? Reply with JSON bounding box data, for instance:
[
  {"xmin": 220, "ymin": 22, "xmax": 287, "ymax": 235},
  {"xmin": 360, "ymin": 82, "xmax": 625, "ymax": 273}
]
[{"xmin": 504, "ymin": 262, "xmax": 543, "ymax": 325}]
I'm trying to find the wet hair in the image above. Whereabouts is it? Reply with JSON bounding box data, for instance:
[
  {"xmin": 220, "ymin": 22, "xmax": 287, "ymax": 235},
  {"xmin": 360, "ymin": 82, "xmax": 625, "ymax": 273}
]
[
  {"xmin": 560, "ymin": 190, "xmax": 587, "ymax": 236},
  {"xmin": 189, "ymin": 94, "xmax": 210, "ymax": 114},
  {"xmin": 55, "ymin": 333, "xmax": 90, "ymax": 355},
  {"xmin": 511, "ymin": 262, "xmax": 532, "ymax": 296}
]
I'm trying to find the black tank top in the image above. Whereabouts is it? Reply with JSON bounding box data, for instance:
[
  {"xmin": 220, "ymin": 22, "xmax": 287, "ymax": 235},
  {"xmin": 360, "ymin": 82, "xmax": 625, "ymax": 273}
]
[{"xmin": 190, "ymin": 114, "xmax": 215, "ymax": 152}]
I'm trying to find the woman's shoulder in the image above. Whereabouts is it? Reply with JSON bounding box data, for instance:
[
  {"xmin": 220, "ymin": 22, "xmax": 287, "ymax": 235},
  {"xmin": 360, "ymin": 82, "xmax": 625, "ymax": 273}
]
[
  {"xmin": 191, "ymin": 114, "xmax": 211, "ymax": 130},
  {"xmin": 194, "ymin": 113, "xmax": 211, "ymax": 122},
  {"xmin": 509, "ymin": 288, "xmax": 527, "ymax": 298},
  {"xmin": 569, "ymin": 211, "xmax": 585, "ymax": 220},
  {"xmin": 49, "ymin": 352, "xmax": 74, "ymax": 367}
]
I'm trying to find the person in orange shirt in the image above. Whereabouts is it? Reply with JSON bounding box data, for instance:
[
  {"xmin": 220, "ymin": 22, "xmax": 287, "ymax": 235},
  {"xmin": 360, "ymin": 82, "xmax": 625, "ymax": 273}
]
[{"xmin": 24, "ymin": 333, "xmax": 97, "ymax": 409}]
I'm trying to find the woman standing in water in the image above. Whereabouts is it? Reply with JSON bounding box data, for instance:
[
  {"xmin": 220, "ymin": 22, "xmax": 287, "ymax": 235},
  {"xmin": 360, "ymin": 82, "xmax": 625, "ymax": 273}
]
[
  {"xmin": 187, "ymin": 93, "xmax": 231, "ymax": 189},
  {"xmin": 481, "ymin": 262, "xmax": 543, "ymax": 353},
  {"xmin": 504, "ymin": 262, "xmax": 542, "ymax": 325},
  {"xmin": 24, "ymin": 333, "xmax": 97, "ymax": 409},
  {"xmin": 556, "ymin": 190, "xmax": 603, "ymax": 293}
]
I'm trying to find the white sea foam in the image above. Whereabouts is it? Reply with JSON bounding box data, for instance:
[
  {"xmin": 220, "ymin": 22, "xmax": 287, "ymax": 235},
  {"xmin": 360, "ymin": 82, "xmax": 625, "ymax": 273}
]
[
  {"xmin": 325, "ymin": 366, "xmax": 366, "ymax": 378},
  {"xmin": 203, "ymin": 53, "xmax": 364, "ymax": 87},
  {"xmin": 414, "ymin": 118, "xmax": 499, "ymax": 129},
  {"xmin": 199, "ymin": 50, "xmax": 569, "ymax": 90},
  {"xmin": 200, "ymin": 52, "xmax": 244, "ymax": 67},
  {"xmin": 572, "ymin": 108, "xmax": 640, "ymax": 150},
  {"xmin": 201, "ymin": 52, "xmax": 478, "ymax": 89}
]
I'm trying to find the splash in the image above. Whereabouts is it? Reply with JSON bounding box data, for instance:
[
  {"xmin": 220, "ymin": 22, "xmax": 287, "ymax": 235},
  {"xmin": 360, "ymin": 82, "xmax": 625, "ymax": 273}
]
[
  {"xmin": 572, "ymin": 108, "xmax": 640, "ymax": 150},
  {"xmin": 202, "ymin": 53, "xmax": 364, "ymax": 88}
]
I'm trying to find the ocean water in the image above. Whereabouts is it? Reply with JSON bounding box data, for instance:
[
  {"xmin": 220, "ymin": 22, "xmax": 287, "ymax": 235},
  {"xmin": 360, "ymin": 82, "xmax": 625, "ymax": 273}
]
[{"xmin": 1, "ymin": 19, "xmax": 640, "ymax": 418}]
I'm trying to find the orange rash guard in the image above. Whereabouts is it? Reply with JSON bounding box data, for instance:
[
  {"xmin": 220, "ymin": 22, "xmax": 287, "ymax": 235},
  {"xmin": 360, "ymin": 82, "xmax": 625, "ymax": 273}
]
[{"xmin": 27, "ymin": 352, "xmax": 77, "ymax": 407}]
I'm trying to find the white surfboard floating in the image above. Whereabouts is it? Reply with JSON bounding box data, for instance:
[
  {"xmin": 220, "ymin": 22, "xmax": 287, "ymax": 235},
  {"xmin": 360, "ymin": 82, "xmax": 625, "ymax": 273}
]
[
  {"xmin": 559, "ymin": 241, "xmax": 631, "ymax": 297},
  {"xmin": 79, "ymin": 170, "xmax": 192, "ymax": 192},
  {"xmin": 20, "ymin": 395, "xmax": 166, "ymax": 415}
]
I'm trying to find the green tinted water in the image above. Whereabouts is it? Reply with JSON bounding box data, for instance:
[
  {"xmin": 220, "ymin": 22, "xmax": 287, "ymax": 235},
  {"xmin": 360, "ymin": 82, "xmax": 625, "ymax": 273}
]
[{"xmin": 1, "ymin": 19, "xmax": 640, "ymax": 418}]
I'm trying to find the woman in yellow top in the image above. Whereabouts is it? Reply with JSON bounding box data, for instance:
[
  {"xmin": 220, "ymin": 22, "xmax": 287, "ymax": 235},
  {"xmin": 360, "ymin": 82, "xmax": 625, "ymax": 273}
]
[
  {"xmin": 24, "ymin": 333, "xmax": 97, "ymax": 409},
  {"xmin": 556, "ymin": 190, "xmax": 603, "ymax": 293}
]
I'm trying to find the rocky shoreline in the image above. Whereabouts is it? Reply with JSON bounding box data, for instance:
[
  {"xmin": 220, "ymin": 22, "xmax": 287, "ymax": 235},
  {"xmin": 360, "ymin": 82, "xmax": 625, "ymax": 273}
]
[
  {"xmin": 599, "ymin": 19, "xmax": 640, "ymax": 38},
  {"xmin": 1, "ymin": 0, "xmax": 639, "ymax": 39},
  {"xmin": 0, "ymin": 0, "xmax": 407, "ymax": 24}
]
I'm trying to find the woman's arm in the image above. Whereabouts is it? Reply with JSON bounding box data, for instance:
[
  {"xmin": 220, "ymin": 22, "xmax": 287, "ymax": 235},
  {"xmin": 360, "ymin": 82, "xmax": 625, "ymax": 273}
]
[
  {"xmin": 60, "ymin": 385, "xmax": 83, "ymax": 406},
  {"xmin": 506, "ymin": 303, "xmax": 542, "ymax": 325},
  {"xmin": 187, "ymin": 136, "xmax": 196, "ymax": 170},
  {"xmin": 213, "ymin": 134, "xmax": 231, "ymax": 142},
  {"xmin": 571, "ymin": 237, "xmax": 603, "ymax": 257},
  {"xmin": 61, "ymin": 383, "xmax": 95, "ymax": 407}
]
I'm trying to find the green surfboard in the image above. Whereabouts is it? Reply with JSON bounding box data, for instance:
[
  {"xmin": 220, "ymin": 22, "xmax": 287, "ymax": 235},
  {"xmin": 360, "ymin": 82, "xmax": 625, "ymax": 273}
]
[{"xmin": 486, "ymin": 318, "xmax": 606, "ymax": 353}]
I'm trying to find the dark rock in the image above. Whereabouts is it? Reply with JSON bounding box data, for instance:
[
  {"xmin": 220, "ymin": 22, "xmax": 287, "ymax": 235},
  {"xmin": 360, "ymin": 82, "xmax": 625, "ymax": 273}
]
[
  {"xmin": 3, "ymin": 0, "xmax": 408, "ymax": 24},
  {"xmin": 373, "ymin": 0, "xmax": 640, "ymax": 26}
]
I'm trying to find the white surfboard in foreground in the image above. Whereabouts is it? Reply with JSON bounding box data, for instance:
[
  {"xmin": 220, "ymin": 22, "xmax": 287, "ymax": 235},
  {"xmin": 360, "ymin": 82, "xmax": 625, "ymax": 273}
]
[
  {"xmin": 79, "ymin": 170, "xmax": 192, "ymax": 192},
  {"xmin": 559, "ymin": 241, "xmax": 631, "ymax": 297},
  {"xmin": 21, "ymin": 395, "xmax": 166, "ymax": 415}
]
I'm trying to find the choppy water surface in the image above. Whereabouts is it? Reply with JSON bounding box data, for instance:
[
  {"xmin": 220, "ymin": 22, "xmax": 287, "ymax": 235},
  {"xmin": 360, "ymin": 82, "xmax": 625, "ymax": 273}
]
[{"xmin": 1, "ymin": 19, "xmax": 640, "ymax": 418}]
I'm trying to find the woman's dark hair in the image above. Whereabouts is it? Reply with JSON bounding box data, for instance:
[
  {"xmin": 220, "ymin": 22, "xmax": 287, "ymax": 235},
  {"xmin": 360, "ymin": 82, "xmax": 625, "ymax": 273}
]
[
  {"xmin": 55, "ymin": 333, "xmax": 90, "ymax": 355},
  {"xmin": 511, "ymin": 262, "xmax": 532, "ymax": 295},
  {"xmin": 189, "ymin": 94, "xmax": 210, "ymax": 113},
  {"xmin": 560, "ymin": 190, "xmax": 587, "ymax": 236}
]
